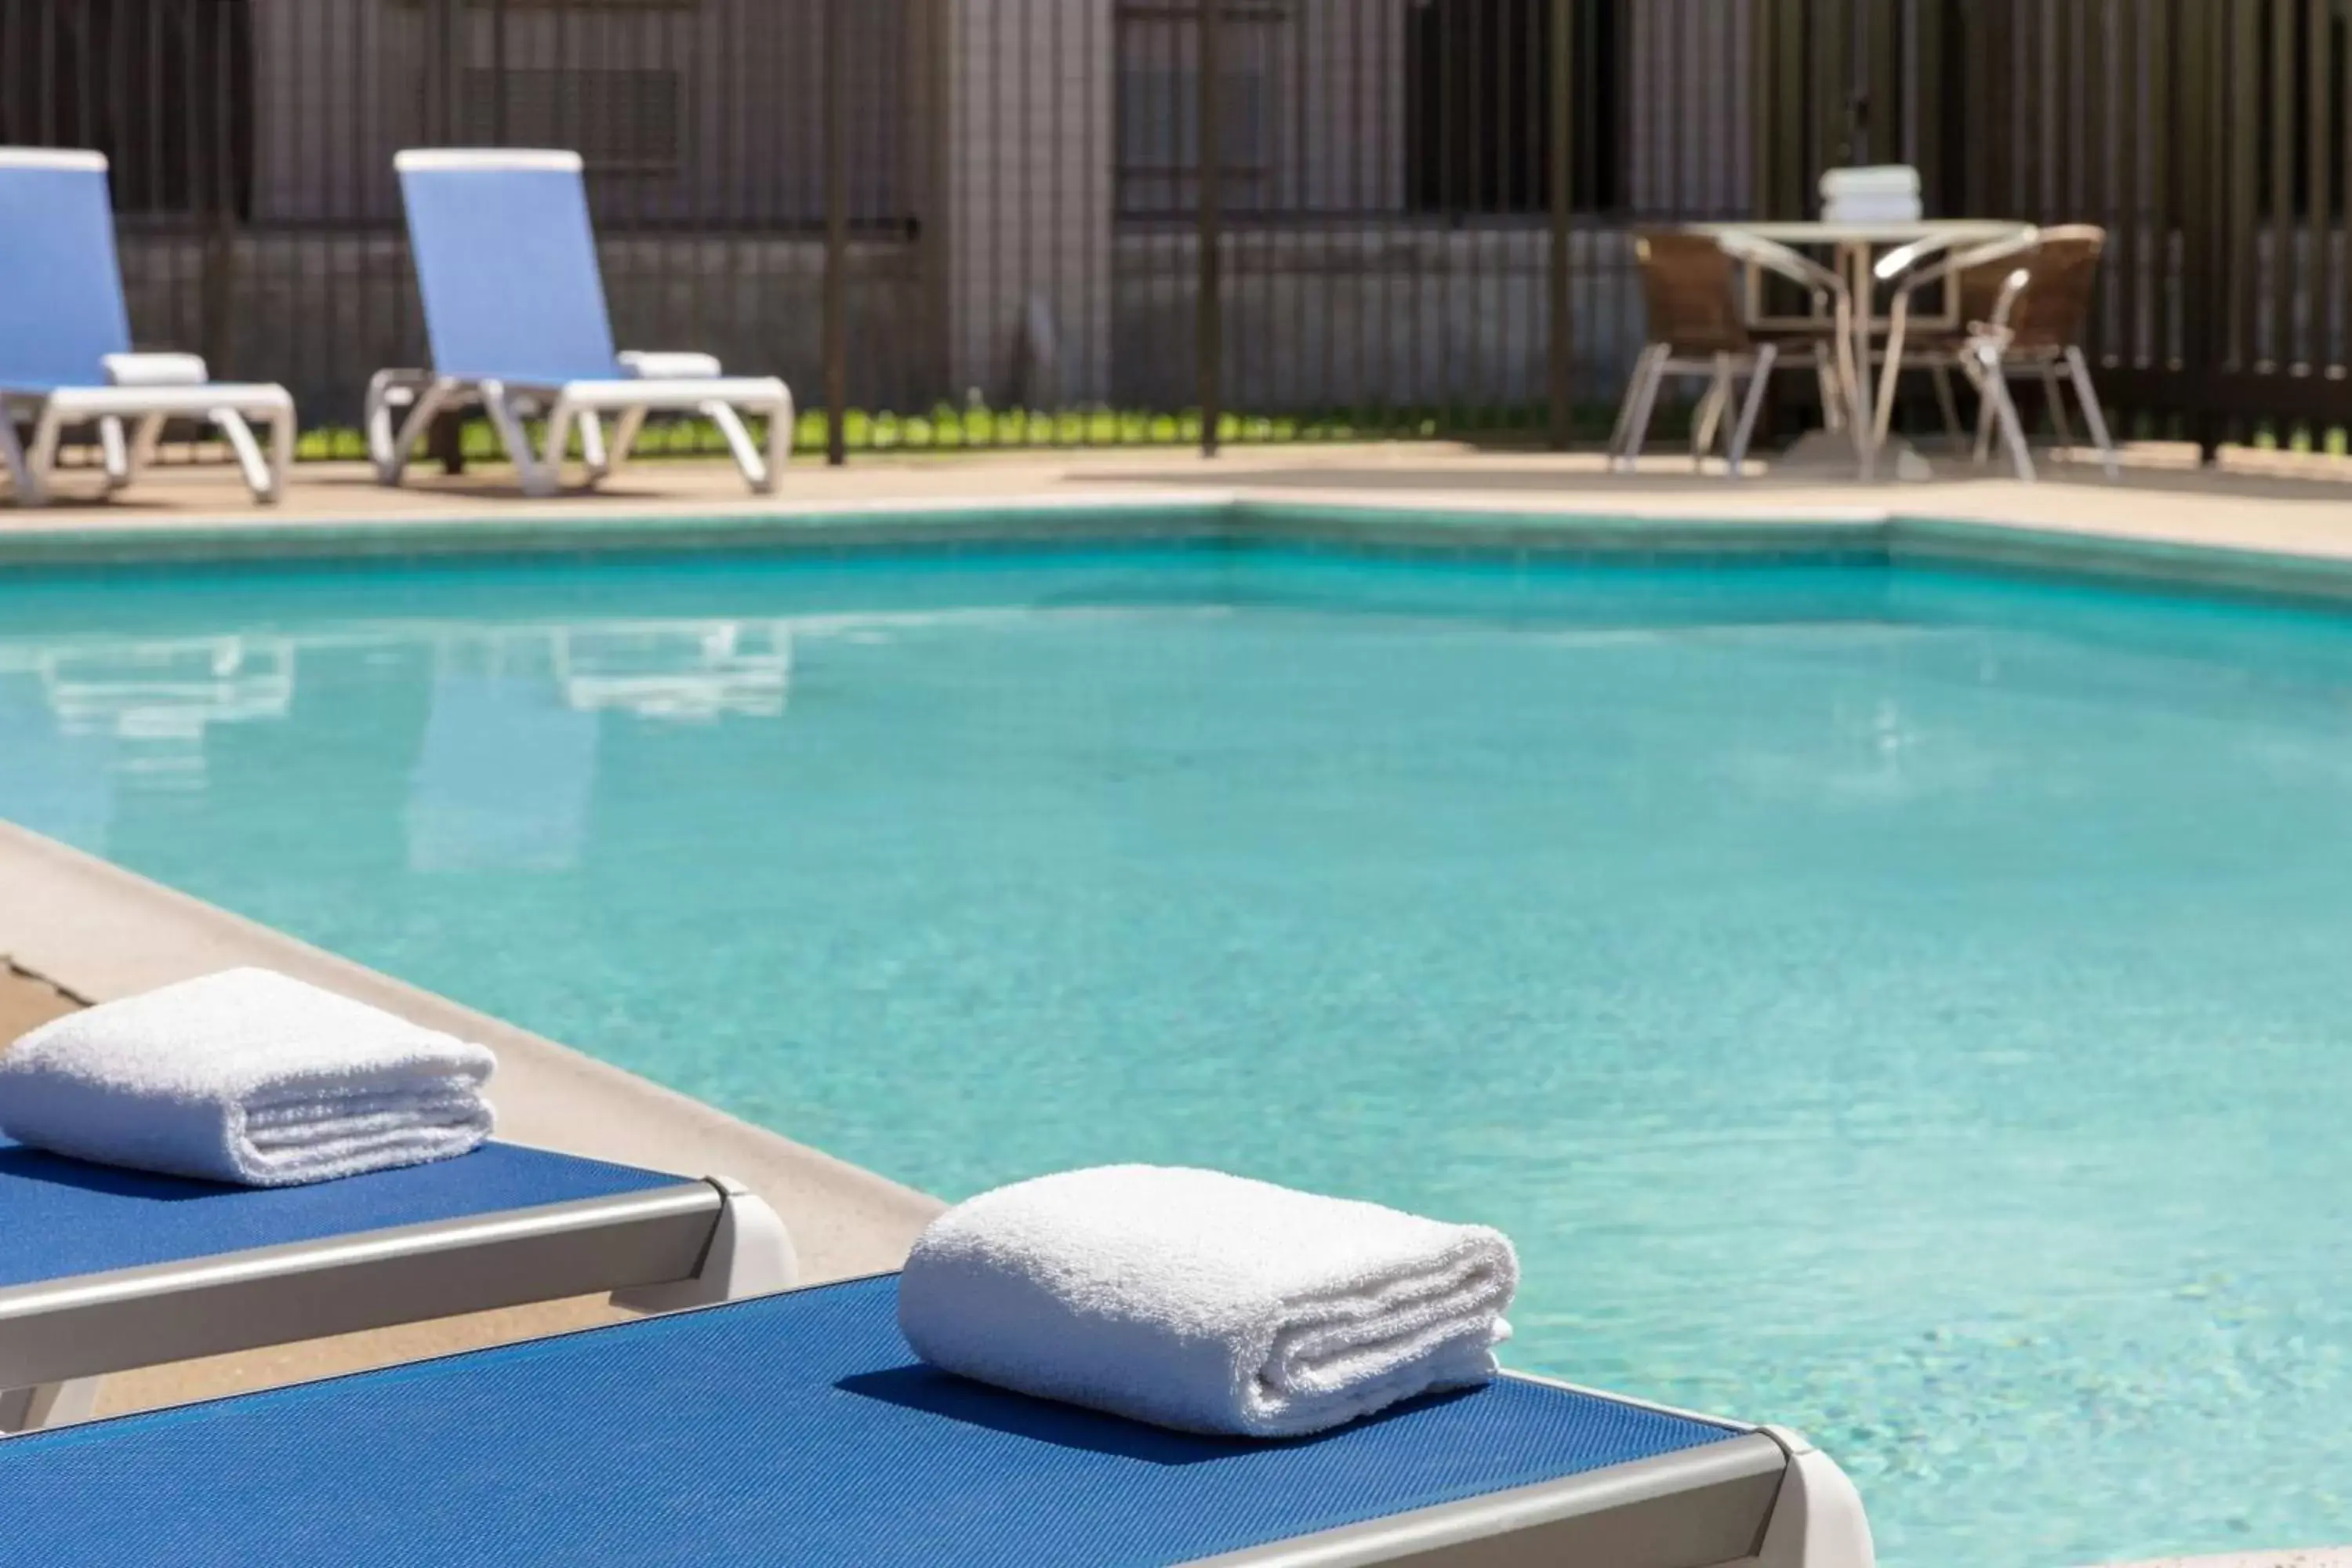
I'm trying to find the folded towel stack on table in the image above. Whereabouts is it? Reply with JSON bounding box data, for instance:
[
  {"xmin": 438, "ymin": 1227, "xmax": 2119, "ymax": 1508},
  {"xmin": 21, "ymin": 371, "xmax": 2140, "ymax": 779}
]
[
  {"xmin": 1820, "ymin": 165, "xmax": 1924, "ymax": 225},
  {"xmin": 0, "ymin": 967, "xmax": 495, "ymax": 1187},
  {"xmin": 898, "ymin": 1164, "xmax": 1519, "ymax": 1439}
]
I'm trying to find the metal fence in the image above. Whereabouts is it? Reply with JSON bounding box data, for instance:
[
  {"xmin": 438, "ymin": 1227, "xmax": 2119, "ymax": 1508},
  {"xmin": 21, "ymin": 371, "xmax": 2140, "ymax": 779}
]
[{"xmin": 4, "ymin": 0, "xmax": 2350, "ymax": 464}]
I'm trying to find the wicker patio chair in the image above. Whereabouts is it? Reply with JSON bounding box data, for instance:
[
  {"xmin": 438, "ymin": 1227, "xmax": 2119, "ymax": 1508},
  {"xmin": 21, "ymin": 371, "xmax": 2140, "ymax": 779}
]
[
  {"xmin": 1610, "ymin": 230, "xmax": 1860, "ymax": 479},
  {"xmin": 1873, "ymin": 224, "xmax": 2118, "ymax": 481}
]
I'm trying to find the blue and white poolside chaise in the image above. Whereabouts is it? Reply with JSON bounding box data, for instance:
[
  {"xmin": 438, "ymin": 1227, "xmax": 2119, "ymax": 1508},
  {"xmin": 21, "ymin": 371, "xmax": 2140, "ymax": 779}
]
[
  {"xmin": 0, "ymin": 1273, "xmax": 1871, "ymax": 1568},
  {"xmin": 0, "ymin": 149, "xmax": 296, "ymax": 507},
  {"xmin": 0, "ymin": 1135, "xmax": 790, "ymax": 1434},
  {"xmin": 366, "ymin": 149, "xmax": 794, "ymax": 498}
]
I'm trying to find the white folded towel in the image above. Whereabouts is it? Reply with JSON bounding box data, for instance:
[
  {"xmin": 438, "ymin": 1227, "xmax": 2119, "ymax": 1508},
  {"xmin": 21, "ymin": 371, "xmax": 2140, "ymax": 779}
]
[
  {"xmin": 897, "ymin": 1165, "xmax": 1519, "ymax": 1438},
  {"xmin": 0, "ymin": 967, "xmax": 496, "ymax": 1187}
]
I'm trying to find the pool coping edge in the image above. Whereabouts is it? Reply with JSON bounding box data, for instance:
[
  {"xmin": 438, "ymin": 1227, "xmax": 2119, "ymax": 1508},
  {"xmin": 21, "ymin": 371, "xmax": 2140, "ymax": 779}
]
[{"xmin": 9, "ymin": 492, "xmax": 2352, "ymax": 612}]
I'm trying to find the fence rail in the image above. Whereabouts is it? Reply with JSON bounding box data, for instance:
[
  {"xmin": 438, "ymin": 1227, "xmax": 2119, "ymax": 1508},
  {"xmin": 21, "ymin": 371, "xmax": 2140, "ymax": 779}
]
[{"xmin": 6, "ymin": 0, "xmax": 2352, "ymax": 465}]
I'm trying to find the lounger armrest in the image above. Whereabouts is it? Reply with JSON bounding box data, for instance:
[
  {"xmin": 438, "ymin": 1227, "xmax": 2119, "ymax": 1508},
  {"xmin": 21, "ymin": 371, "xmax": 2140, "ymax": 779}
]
[
  {"xmin": 1754, "ymin": 1427, "xmax": 1878, "ymax": 1568},
  {"xmin": 42, "ymin": 383, "xmax": 295, "ymax": 419},
  {"xmin": 610, "ymin": 1175, "xmax": 797, "ymax": 1311},
  {"xmin": 104, "ymin": 352, "xmax": 211, "ymax": 388},
  {"xmin": 619, "ymin": 350, "xmax": 725, "ymax": 380}
]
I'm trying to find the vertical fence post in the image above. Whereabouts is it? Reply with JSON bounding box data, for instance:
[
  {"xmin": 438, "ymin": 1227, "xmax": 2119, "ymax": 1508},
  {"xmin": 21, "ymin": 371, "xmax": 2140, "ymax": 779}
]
[
  {"xmin": 1196, "ymin": 0, "xmax": 1223, "ymax": 456},
  {"xmin": 2176, "ymin": 0, "xmax": 2221, "ymax": 460},
  {"xmin": 823, "ymin": 0, "xmax": 849, "ymax": 466},
  {"xmin": 1546, "ymin": 0, "xmax": 1573, "ymax": 448},
  {"xmin": 490, "ymin": 0, "xmax": 510, "ymax": 142},
  {"xmin": 429, "ymin": 0, "xmax": 467, "ymax": 474}
]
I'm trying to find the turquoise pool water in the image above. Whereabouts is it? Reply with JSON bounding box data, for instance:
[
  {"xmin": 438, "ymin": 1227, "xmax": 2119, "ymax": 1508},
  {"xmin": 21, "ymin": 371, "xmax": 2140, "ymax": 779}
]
[{"xmin": 2, "ymin": 544, "xmax": 2350, "ymax": 1565}]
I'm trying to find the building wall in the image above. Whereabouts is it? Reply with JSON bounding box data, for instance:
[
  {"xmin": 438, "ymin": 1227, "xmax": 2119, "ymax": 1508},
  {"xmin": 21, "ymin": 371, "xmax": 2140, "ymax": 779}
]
[
  {"xmin": 1111, "ymin": 227, "xmax": 1645, "ymax": 413},
  {"xmin": 246, "ymin": 0, "xmax": 911, "ymax": 228},
  {"xmin": 193, "ymin": 0, "xmax": 1758, "ymax": 416},
  {"xmin": 1625, "ymin": 0, "xmax": 1754, "ymax": 218},
  {"xmin": 939, "ymin": 0, "xmax": 1116, "ymax": 404}
]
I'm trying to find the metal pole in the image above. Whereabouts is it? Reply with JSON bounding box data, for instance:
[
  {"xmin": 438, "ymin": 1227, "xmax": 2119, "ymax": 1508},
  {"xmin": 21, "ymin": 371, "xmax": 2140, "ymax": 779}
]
[
  {"xmin": 1196, "ymin": 0, "xmax": 1223, "ymax": 457},
  {"xmin": 824, "ymin": 0, "xmax": 849, "ymax": 466},
  {"xmin": 1547, "ymin": 0, "xmax": 1573, "ymax": 448},
  {"xmin": 491, "ymin": 0, "xmax": 510, "ymax": 142},
  {"xmin": 429, "ymin": 0, "xmax": 466, "ymax": 474}
]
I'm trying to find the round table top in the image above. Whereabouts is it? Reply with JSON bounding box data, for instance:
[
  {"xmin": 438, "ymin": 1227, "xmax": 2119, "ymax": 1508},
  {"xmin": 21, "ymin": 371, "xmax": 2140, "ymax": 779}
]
[{"xmin": 1684, "ymin": 218, "xmax": 2034, "ymax": 244}]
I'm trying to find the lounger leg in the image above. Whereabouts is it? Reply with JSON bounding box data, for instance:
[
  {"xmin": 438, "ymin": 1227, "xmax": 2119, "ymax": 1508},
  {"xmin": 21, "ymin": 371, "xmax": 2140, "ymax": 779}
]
[
  {"xmin": 609, "ymin": 1177, "xmax": 797, "ymax": 1312},
  {"xmin": 0, "ymin": 407, "xmax": 34, "ymax": 505},
  {"xmin": 128, "ymin": 413, "xmax": 169, "ymax": 482},
  {"xmin": 211, "ymin": 408, "xmax": 282, "ymax": 503},
  {"xmin": 479, "ymin": 381, "xmax": 557, "ymax": 497},
  {"xmin": 575, "ymin": 410, "xmax": 609, "ymax": 483},
  {"xmin": 608, "ymin": 407, "xmax": 649, "ymax": 475},
  {"xmin": 1755, "ymin": 1428, "xmax": 1877, "ymax": 1568},
  {"xmin": 376, "ymin": 376, "xmax": 452, "ymax": 488},
  {"xmin": 23, "ymin": 405, "xmax": 69, "ymax": 508},
  {"xmin": 98, "ymin": 417, "xmax": 132, "ymax": 490},
  {"xmin": 365, "ymin": 370, "xmax": 410, "ymax": 484},
  {"xmin": 539, "ymin": 395, "xmax": 584, "ymax": 484},
  {"xmin": 705, "ymin": 402, "xmax": 773, "ymax": 494},
  {"xmin": 1726, "ymin": 343, "xmax": 1779, "ymax": 480},
  {"xmin": 0, "ymin": 1378, "xmax": 101, "ymax": 1435},
  {"xmin": 2064, "ymin": 345, "xmax": 2122, "ymax": 480}
]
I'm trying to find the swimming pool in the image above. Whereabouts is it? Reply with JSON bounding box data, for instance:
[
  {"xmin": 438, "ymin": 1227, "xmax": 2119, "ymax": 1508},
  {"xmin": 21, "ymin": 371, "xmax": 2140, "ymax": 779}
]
[{"xmin": 2, "ymin": 541, "xmax": 2348, "ymax": 1566}]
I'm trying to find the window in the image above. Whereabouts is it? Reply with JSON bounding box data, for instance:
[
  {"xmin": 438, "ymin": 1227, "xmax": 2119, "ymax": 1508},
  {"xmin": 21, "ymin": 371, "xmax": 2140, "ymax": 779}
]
[
  {"xmin": 1404, "ymin": 0, "xmax": 1621, "ymax": 216},
  {"xmin": 1116, "ymin": 4, "xmax": 1286, "ymax": 218},
  {"xmin": 390, "ymin": 0, "xmax": 702, "ymax": 182},
  {"xmin": 0, "ymin": 0, "xmax": 256, "ymax": 220},
  {"xmin": 459, "ymin": 67, "xmax": 687, "ymax": 175}
]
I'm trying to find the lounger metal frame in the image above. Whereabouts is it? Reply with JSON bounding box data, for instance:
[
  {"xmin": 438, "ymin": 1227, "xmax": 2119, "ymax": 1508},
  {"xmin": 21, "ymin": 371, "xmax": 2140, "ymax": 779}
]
[
  {"xmin": 363, "ymin": 365, "xmax": 791, "ymax": 499},
  {"xmin": 0, "ymin": 1266, "xmax": 1876, "ymax": 1567},
  {"xmin": 0, "ymin": 150, "xmax": 297, "ymax": 507},
  {"xmin": 365, "ymin": 149, "xmax": 793, "ymax": 499},
  {"xmin": 1193, "ymin": 1391, "xmax": 1870, "ymax": 1567},
  {"xmin": 0, "ymin": 1171, "xmax": 791, "ymax": 1435}
]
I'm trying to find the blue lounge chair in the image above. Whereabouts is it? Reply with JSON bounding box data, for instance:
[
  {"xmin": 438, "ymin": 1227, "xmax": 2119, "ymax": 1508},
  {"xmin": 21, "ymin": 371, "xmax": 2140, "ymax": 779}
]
[
  {"xmin": 0, "ymin": 148, "xmax": 297, "ymax": 507},
  {"xmin": 0, "ymin": 1135, "xmax": 791, "ymax": 1434},
  {"xmin": 0, "ymin": 1274, "xmax": 1872, "ymax": 1567},
  {"xmin": 365, "ymin": 149, "xmax": 794, "ymax": 498}
]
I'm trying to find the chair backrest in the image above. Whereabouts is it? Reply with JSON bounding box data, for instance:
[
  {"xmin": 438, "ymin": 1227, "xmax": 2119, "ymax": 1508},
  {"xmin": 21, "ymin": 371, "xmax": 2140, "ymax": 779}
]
[
  {"xmin": 2002, "ymin": 225, "xmax": 2106, "ymax": 351},
  {"xmin": 395, "ymin": 149, "xmax": 619, "ymax": 386},
  {"xmin": 0, "ymin": 149, "xmax": 135, "ymax": 392},
  {"xmin": 1633, "ymin": 232, "xmax": 1752, "ymax": 355}
]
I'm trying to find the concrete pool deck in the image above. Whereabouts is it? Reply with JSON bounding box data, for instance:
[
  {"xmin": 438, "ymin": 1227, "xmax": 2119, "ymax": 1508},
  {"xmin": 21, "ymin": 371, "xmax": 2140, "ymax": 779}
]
[
  {"xmin": 5, "ymin": 444, "xmax": 2352, "ymax": 1560},
  {"xmin": 0, "ymin": 439, "xmax": 2339, "ymax": 536}
]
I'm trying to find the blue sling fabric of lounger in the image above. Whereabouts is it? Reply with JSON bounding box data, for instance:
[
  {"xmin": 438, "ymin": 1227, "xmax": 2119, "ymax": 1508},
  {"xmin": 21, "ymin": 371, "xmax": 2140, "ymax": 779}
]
[
  {"xmin": 0, "ymin": 1275, "xmax": 1739, "ymax": 1567},
  {"xmin": 397, "ymin": 155, "xmax": 623, "ymax": 387},
  {"xmin": 0, "ymin": 1136, "xmax": 684, "ymax": 1288},
  {"xmin": 0, "ymin": 156, "xmax": 135, "ymax": 393}
]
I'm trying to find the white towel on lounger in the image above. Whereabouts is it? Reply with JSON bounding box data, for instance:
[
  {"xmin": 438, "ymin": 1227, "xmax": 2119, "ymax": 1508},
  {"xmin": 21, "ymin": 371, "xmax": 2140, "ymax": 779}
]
[
  {"xmin": 0, "ymin": 967, "xmax": 495, "ymax": 1187},
  {"xmin": 897, "ymin": 1165, "xmax": 1518, "ymax": 1438}
]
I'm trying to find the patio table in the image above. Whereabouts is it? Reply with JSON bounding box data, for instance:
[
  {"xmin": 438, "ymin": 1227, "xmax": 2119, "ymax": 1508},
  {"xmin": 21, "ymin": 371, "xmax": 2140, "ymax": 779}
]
[{"xmin": 1688, "ymin": 219, "xmax": 2033, "ymax": 478}]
